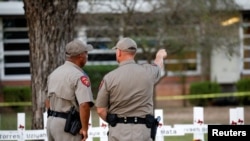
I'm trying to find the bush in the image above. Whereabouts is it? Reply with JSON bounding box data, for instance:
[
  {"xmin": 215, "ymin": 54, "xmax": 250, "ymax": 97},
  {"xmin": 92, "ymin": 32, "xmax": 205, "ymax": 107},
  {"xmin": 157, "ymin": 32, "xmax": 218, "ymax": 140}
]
[
  {"xmin": 3, "ymin": 86, "xmax": 31, "ymax": 102},
  {"xmin": 84, "ymin": 65, "xmax": 118, "ymax": 99},
  {"xmin": 236, "ymin": 78, "xmax": 250, "ymax": 105},
  {"xmin": 189, "ymin": 81, "xmax": 221, "ymax": 106},
  {"xmin": 3, "ymin": 86, "xmax": 31, "ymax": 111}
]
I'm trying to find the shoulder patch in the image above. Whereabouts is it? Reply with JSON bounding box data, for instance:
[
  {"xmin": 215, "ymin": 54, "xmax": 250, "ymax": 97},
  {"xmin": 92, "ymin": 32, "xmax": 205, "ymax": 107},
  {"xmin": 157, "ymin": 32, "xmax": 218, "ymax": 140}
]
[{"xmin": 80, "ymin": 76, "xmax": 91, "ymax": 87}]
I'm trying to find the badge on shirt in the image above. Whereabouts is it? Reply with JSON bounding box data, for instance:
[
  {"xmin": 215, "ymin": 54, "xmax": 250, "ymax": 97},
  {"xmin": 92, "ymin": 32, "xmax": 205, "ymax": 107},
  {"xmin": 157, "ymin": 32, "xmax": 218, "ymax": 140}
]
[{"xmin": 80, "ymin": 76, "xmax": 90, "ymax": 87}]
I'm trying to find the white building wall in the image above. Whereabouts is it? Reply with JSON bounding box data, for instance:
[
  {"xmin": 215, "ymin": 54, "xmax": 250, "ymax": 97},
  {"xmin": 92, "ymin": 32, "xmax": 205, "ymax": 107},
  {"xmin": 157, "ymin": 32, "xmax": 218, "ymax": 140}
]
[
  {"xmin": 211, "ymin": 48, "xmax": 241, "ymax": 83},
  {"xmin": 235, "ymin": 0, "xmax": 250, "ymax": 10}
]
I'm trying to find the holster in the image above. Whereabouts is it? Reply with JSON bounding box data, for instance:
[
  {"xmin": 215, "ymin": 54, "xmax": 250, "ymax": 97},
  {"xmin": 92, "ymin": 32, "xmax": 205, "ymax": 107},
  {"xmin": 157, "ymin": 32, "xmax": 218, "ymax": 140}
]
[
  {"xmin": 106, "ymin": 113, "xmax": 118, "ymax": 127},
  {"xmin": 145, "ymin": 115, "xmax": 161, "ymax": 141},
  {"xmin": 64, "ymin": 106, "xmax": 82, "ymax": 135}
]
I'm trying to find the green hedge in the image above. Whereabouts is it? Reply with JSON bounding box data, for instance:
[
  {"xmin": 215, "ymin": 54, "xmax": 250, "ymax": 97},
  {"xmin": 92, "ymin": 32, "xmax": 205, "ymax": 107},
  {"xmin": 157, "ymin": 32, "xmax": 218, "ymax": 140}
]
[
  {"xmin": 189, "ymin": 81, "xmax": 221, "ymax": 106},
  {"xmin": 236, "ymin": 78, "xmax": 250, "ymax": 105},
  {"xmin": 236, "ymin": 78, "xmax": 250, "ymax": 91},
  {"xmin": 84, "ymin": 65, "xmax": 118, "ymax": 99},
  {"xmin": 2, "ymin": 86, "xmax": 31, "ymax": 111},
  {"xmin": 3, "ymin": 86, "xmax": 31, "ymax": 102}
]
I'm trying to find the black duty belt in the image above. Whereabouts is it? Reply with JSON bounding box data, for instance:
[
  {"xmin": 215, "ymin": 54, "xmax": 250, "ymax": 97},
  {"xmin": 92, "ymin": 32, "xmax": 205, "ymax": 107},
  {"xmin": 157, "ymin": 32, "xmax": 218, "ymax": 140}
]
[
  {"xmin": 117, "ymin": 117, "xmax": 146, "ymax": 124},
  {"xmin": 48, "ymin": 110, "xmax": 68, "ymax": 119}
]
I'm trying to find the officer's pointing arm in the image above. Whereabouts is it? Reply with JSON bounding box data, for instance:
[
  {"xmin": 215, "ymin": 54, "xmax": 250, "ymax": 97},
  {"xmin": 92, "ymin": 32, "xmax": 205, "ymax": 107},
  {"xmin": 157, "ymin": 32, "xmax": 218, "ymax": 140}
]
[{"xmin": 154, "ymin": 49, "xmax": 167, "ymax": 76}]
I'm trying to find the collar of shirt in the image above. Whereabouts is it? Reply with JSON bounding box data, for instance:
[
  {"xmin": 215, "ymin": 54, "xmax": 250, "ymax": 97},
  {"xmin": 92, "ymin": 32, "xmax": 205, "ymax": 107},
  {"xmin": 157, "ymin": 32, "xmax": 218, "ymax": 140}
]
[
  {"xmin": 65, "ymin": 61, "xmax": 84, "ymax": 73},
  {"xmin": 119, "ymin": 60, "xmax": 135, "ymax": 67}
]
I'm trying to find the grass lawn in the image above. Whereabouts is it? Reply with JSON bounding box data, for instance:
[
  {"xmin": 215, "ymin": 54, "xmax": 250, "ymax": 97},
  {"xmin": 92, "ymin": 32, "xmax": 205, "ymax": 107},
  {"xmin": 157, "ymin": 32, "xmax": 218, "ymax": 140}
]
[{"xmin": 0, "ymin": 112, "xmax": 32, "ymax": 130}]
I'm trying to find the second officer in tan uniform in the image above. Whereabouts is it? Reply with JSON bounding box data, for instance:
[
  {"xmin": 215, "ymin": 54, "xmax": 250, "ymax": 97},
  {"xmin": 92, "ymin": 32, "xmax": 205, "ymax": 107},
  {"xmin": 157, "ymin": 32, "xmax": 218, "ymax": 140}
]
[
  {"xmin": 95, "ymin": 37, "xmax": 167, "ymax": 141},
  {"xmin": 46, "ymin": 39, "xmax": 94, "ymax": 141}
]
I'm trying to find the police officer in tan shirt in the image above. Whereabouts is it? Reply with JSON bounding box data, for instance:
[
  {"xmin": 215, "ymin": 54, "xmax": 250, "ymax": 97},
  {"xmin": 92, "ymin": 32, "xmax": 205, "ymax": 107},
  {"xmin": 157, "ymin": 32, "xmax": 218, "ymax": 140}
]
[
  {"xmin": 46, "ymin": 39, "xmax": 94, "ymax": 141},
  {"xmin": 95, "ymin": 37, "xmax": 167, "ymax": 141}
]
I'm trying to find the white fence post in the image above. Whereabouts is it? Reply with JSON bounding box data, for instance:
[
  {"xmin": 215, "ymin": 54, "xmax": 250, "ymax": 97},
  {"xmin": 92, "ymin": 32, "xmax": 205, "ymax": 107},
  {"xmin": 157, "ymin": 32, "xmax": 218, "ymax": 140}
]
[
  {"xmin": 229, "ymin": 107, "xmax": 244, "ymax": 125},
  {"xmin": 236, "ymin": 107, "xmax": 244, "ymax": 125},
  {"xmin": 98, "ymin": 117, "xmax": 108, "ymax": 141},
  {"xmin": 155, "ymin": 109, "xmax": 164, "ymax": 141},
  {"xmin": 17, "ymin": 113, "xmax": 25, "ymax": 141},
  {"xmin": 43, "ymin": 112, "xmax": 48, "ymax": 141},
  {"xmin": 193, "ymin": 107, "xmax": 204, "ymax": 141}
]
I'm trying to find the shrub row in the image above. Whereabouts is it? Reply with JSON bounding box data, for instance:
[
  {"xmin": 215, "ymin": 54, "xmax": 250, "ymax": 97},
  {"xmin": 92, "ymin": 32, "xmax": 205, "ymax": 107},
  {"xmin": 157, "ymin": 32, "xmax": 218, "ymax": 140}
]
[
  {"xmin": 2, "ymin": 86, "xmax": 31, "ymax": 111},
  {"xmin": 189, "ymin": 78, "xmax": 250, "ymax": 106},
  {"xmin": 189, "ymin": 82, "xmax": 221, "ymax": 106}
]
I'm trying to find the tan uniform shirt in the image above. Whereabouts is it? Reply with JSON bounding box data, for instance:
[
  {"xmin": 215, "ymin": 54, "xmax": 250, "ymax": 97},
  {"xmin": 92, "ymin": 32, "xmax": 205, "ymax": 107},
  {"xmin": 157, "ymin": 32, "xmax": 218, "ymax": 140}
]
[
  {"xmin": 46, "ymin": 61, "xmax": 94, "ymax": 141},
  {"xmin": 47, "ymin": 61, "xmax": 94, "ymax": 112},
  {"xmin": 96, "ymin": 60, "xmax": 161, "ymax": 117}
]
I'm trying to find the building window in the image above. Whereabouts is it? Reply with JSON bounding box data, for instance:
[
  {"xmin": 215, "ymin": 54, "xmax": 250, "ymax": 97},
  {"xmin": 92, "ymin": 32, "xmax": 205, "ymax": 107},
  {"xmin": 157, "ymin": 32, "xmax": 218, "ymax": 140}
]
[
  {"xmin": 2, "ymin": 17, "xmax": 30, "ymax": 80},
  {"xmin": 242, "ymin": 12, "xmax": 250, "ymax": 73}
]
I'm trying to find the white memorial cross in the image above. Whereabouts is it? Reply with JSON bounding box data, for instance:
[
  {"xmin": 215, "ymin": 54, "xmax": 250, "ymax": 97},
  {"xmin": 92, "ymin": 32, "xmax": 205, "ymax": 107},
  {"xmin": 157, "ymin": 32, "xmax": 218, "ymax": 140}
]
[
  {"xmin": 229, "ymin": 107, "xmax": 244, "ymax": 125},
  {"xmin": 193, "ymin": 107, "xmax": 205, "ymax": 141}
]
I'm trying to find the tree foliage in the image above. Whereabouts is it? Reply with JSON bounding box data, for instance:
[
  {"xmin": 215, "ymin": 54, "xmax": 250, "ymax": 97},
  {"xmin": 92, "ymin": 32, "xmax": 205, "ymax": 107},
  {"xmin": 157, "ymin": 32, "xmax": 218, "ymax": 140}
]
[{"xmin": 83, "ymin": 0, "xmax": 241, "ymax": 79}]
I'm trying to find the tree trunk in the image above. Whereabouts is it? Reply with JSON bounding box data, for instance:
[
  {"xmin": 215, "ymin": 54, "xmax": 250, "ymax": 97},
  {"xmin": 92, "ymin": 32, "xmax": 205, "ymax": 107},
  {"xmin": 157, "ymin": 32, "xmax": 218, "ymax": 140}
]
[{"xmin": 23, "ymin": 0, "xmax": 78, "ymax": 129}]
